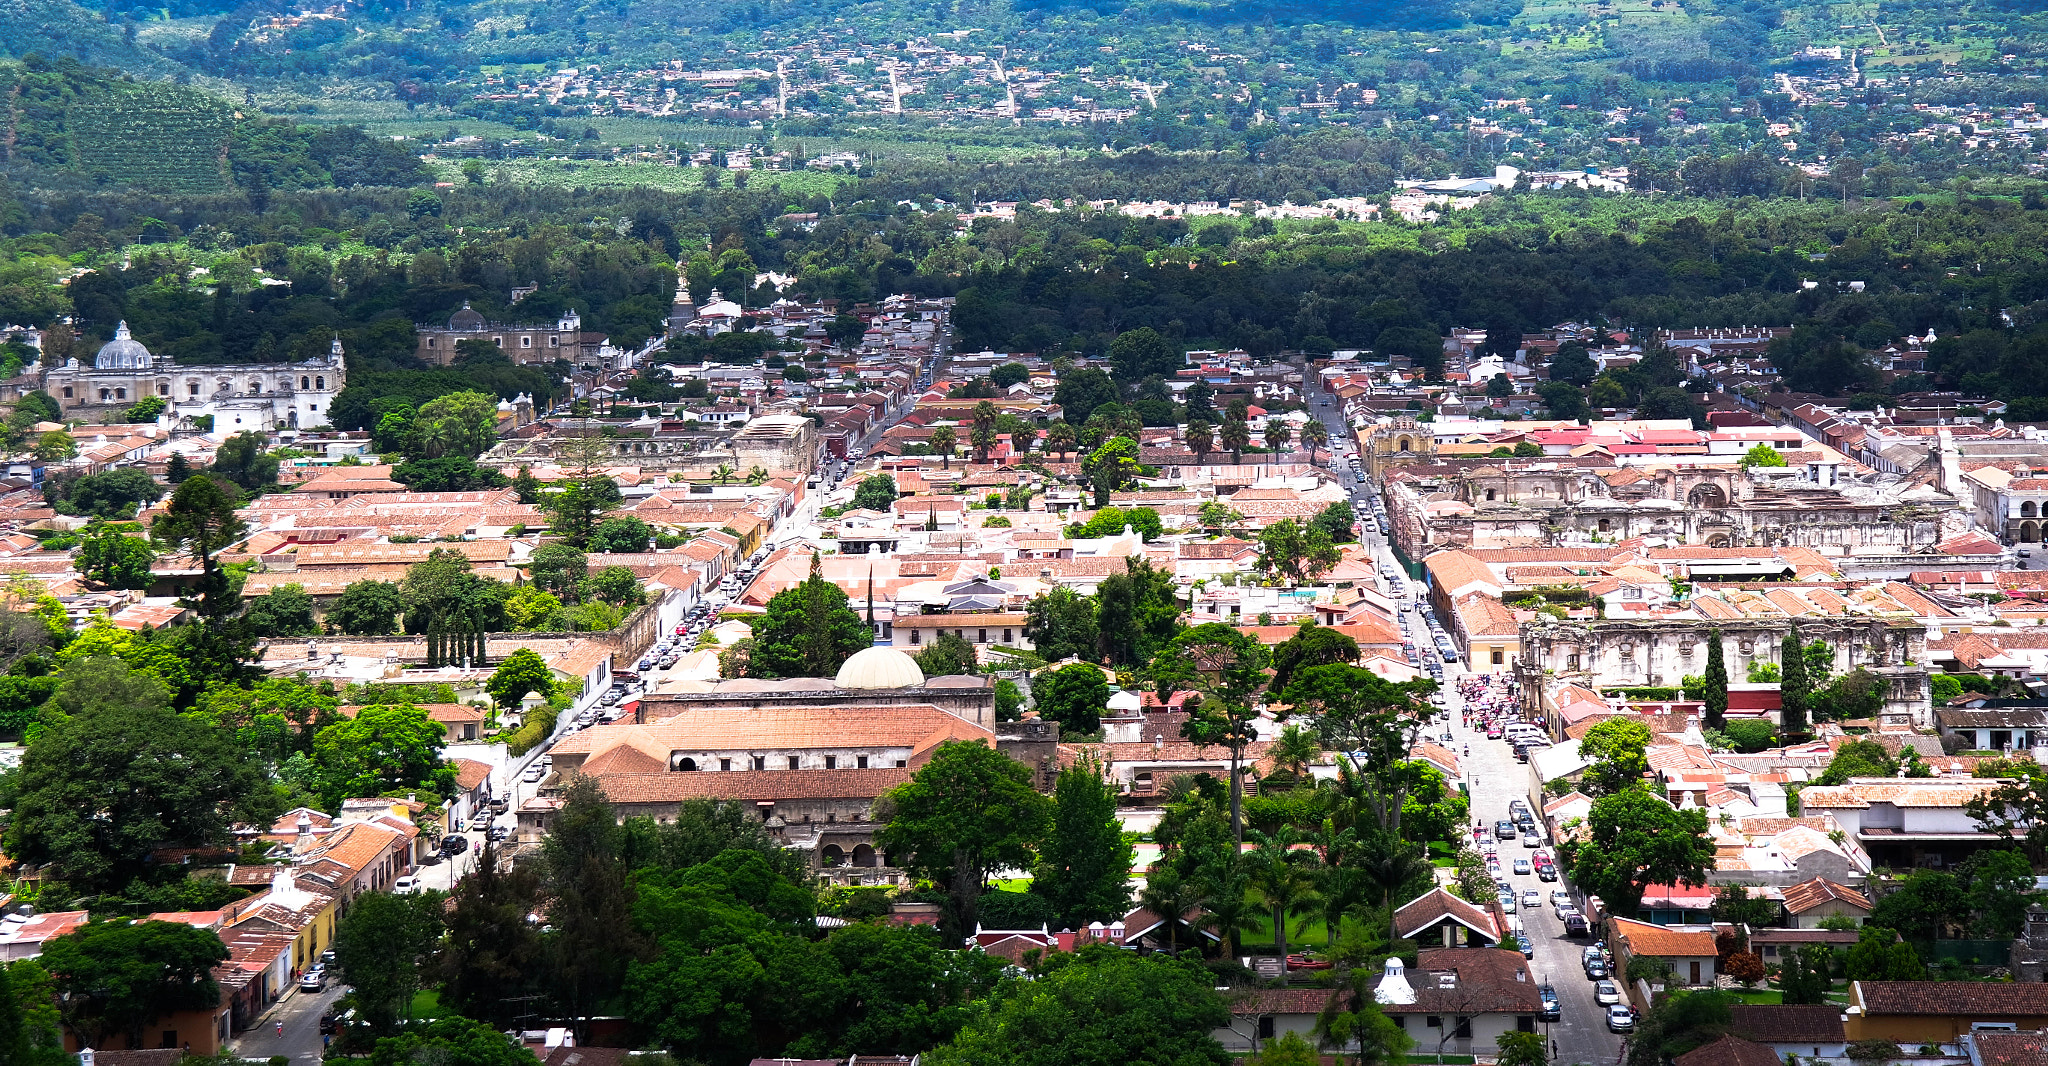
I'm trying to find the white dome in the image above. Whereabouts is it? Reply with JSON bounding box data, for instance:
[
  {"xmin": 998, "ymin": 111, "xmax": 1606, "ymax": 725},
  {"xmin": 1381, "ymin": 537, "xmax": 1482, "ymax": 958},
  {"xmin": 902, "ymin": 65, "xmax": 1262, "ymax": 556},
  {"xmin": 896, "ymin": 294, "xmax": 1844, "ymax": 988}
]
[
  {"xmin": 835, "ymin": 646, "xmax": 925, "ymax": 690},
  {"xmin": 94, "ymin": 321, "xmax": 153, "ymax": 370}
]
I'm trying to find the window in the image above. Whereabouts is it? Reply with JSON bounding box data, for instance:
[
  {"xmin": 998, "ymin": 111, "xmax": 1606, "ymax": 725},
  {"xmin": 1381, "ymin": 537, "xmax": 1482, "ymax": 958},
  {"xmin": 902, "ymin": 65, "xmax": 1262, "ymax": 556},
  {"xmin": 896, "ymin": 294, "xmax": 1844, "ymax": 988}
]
[
  {"xmin": 1566, "ymin": 653, "xmax": 1581, "ymax": 671},
  {"xmin": 550, "ymin": 336, "xmax": 561, "ymax": 347},
  {"xmin": 894, "ymin": 759, "xmax": 907, "ymax": 768},
  {"xmin": 1258, "ymin": 1017, "xmax": 1276, "ymax": 1040},
  {"xmin": 249, "ymin": 380, "xmax": 261, "ymax": 393},
  {"xmin": 426, "ymin": 337, "xmax": 437, "ymax": 348},
  {"xmin": 857, "ymin": 755, "xmax": 869, "ymax": 768},
  {"xmin": 99, "ymin": 388, "xmax": 110, "ymax": 401},
  {"xmin": 158, "ymin": 384, "xmax": 168, "ymax": 396},
  {"xmin": 189, "ymin": 383, "xmax": 200, "ymax": 396},
  {"xmin": 521, "ymin": 336, "xmax": 533, "ymax": 348},
  {"xmin": 62, "ymin": 387, "xmax": 71, "ymax": 397},
  {"xmin": 1486, "ymin": 489, "xmax": 1497, "ymax": 501},
  {"xmin": 787, "ymin": 756, "xmax": 800, "ymax": 770},
  {"xmin": 978, "ymin": 628, "xmax": 987, "ymax": 643},
  {"xmin": 115, "ymin": 388, "xmax": 126, "ymax": 400},
  {"xmin": 1426, "ymin": 1017, "xmax": 1442, "ymax": 1028},
  {"xmin": 301, "ymin": 376, "xmax": 310, "ymax": 389},
  {"xmin": 1491, "ymin": 648, "xmax": 1504, "ymax": 665},
  {"xmin": 753, "ymin": 755, "xmax": 766, "ymax": 771},
  {"xmin": 719, "ymin": 758, "xmax": 731, "ymax": 771},
  {"xmin": 910, "ymin": 629, "xmax": 921, "ymax": 646},
  {"xmin": 825, "ymin": 755, "xmax": 837, "ymax": 769},
  {"xmin": 1003, "ymin": 628, "xmax": 1013, "ymax": 642},
  {"xmin": 1624, "ymin": 586, "xmax": 1643, "ymax": 600},
  {"xmin": 316, "ymin": 377, "xmax": 325, "ymax": 389}
]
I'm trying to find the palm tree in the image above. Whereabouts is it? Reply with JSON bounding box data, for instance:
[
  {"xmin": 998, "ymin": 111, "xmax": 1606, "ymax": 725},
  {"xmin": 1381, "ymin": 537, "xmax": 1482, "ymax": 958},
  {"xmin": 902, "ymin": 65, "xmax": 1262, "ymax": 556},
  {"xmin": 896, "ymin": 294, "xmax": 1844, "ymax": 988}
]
[
  {"xmin": 1352, "ymin": 830, "xmax": 1433, "ymax": 940},
  {"xmin": 1044, "ymin": 421, "xmax": 1077, "ymax": 461},
  {"xmin": 1219, "ymin": 416, "xmax": 1251, "ymax": 464},
  {"xmin": 1013, "ymin": 423, "xmax": 1040, "ymax": 455},
  {"xmin": 970, "ymin": 400, "xmax": 999, "ymax": 464},
  {"xmin": 929, "ymin": 425, "xmax": 956, "ymax": 469},
  {"xmin": 712, "ymin": 462, "xmax": 736, "ymax": 484},
  {"xmin": 1138, "ymin": 865, "xmax": 1204, "ymax": 957},
  {"xmin": 1194, "ymin": 850, "xmax": 1260, "ymax": 960},
  {"xmin": 1265, "ymin": 417, "xmax": 1291, "ymax": 467},
  {"xmin": 745, "ymin": 465, "xmax": 769, "ymax": 485},
  {"xmin": 1269, "ymin": 724, "xmax": 1323, "ymax": 783},
  {"xmin": 1247, "ymin": 826, "xmax": 1322, "ymax": 979},
  {"xmin": 1186, "ymin": 419, "xmax": 1214, "ymax": 464},
  {"xmin": 1301, "ymin": 420, "xmax": 1329, "ymax": 466}
]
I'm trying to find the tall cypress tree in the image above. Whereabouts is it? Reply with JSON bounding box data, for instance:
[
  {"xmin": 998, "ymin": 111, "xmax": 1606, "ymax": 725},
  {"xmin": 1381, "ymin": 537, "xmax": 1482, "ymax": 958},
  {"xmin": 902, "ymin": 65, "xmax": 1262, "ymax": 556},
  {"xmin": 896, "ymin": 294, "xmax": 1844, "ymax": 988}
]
[
  {"xmin": 1703, "ymin": 627, "xmax": 1729, "ymax": 731},
  {"xmin": 1780, "ymin": 623, "xmax": 1810, "ymax": 736}
]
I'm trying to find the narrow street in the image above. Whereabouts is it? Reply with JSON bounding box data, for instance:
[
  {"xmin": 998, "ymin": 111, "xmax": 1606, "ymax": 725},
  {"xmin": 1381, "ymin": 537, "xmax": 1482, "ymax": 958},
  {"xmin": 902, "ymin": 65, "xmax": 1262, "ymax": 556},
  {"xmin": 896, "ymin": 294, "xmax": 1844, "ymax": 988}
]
[{"xmin": 229, "ymin": 982, "xmax": 345, "ymax": 1065}]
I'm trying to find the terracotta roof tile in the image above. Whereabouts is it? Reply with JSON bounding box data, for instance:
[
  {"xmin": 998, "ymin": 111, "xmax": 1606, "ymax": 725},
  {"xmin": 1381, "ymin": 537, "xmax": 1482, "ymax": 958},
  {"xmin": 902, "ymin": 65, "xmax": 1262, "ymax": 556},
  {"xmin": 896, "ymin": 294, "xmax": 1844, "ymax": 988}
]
[
  {"xmin": 1613, "ymin": 917, "xmax": 1716, "ymax": 957},
  {"xmin": 1859, "ymin": 981, "xmax": 2048, "ymax": 1016},
  {"xmin": 1676, "ymin": 1035, "xmax": 1790, "ymax": 1066},
  {"xmin": 1728, "ymin": 1004, "xmax": 1848, "ymax": 1044}
]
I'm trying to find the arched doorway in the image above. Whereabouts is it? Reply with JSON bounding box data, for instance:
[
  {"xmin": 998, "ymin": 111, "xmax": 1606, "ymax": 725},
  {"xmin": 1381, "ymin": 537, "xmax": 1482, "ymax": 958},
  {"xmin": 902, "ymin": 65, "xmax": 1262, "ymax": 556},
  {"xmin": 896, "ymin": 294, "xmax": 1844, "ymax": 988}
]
[
  {"xmin": 2025, "ymin": 521, "xmax": 2041, "ymax": 543},
  {"xmin": 1687, "ymin": 484, "xmax": 1729, "ymax": 509},
  {"xmin": 2025, "ymin": 502, "xmax": 2039, "ymax": 518},
  {"xmin": 673, "ymin": 756, "xmax": 698, "ymax": 771},
  {"xmin": 1397, "ymin": 437, "xmax": 1413, "ymax": 453},
  {"xmin": 822, "ymin": 844, "xmax": 845, "ymax": 866},
  {"xmin": 851, "ymin": 843, "xmax": 877, "ymax": 867}
]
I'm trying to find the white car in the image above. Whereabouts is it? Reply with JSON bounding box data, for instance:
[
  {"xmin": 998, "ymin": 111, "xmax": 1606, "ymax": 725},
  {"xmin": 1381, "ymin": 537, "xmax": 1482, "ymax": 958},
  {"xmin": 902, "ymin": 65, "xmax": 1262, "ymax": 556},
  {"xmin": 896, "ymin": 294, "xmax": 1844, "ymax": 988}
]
[
  {"xmin": 1594, "ymin": 980, "xmax": 1621, "ymax": 1005},
  {"xmin": 1607, "ymin": 1003, "xmax": 1635, "ymax": 1032},
  {"xmin": 392, "ymin": 875, "xmax": 420, "ymax": 893},
  {"xmin": 1521, "ymin": 890, "xmax": 1541, "ymax": 908},
  {"xmin": 522, "ymin": 764, "xmax": 546, "ymax": 783}
]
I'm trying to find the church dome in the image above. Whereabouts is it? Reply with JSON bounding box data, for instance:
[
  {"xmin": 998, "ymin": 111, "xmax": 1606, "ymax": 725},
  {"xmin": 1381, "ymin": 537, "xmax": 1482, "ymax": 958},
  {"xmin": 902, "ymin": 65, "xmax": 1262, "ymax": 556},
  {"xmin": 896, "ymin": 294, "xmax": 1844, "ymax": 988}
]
[
  {"xmin": 447, "ymin": 302, "xmax": 486, "ymax": 331},
  {"xmin": 94, "ymin": 321, "xmax": 152, "ymax": 370},
  {"xmin": 834, "ymin": 646, "xmax": 925, "ymax": 690}
]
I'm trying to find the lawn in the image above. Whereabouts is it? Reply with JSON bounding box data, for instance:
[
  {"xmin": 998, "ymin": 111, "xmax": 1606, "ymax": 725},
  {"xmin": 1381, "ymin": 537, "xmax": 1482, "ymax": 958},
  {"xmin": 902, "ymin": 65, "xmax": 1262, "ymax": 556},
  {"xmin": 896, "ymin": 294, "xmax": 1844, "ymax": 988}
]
[
  {"xmin": 410, "ymin": 990, "xmax": 448, "ymax": 1019},
  {"xmin": 1239, "ymin": 910, "xmax": 1334, "ymax": 951},
  {"xmin": 1723, "ymin": 989, "xmax": 1782, "ymax": 1004}
]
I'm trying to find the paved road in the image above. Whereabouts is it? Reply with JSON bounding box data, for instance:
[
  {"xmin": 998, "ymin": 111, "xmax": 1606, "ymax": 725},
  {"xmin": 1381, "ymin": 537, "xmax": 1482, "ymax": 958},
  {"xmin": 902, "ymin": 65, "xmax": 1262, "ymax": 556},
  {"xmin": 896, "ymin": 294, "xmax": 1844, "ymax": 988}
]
[
  {"xmin": 1314, "ymin": 373, "xmax": 1623, "ymax": 1066},
  {"xmin": 230, "ymin": 982, "xmax": 345, "ymax": 1065}
]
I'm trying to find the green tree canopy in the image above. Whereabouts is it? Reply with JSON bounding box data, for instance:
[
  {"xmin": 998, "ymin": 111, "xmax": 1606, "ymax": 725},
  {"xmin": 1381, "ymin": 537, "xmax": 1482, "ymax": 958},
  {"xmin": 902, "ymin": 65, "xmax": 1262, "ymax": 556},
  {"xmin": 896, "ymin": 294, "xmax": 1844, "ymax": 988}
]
[
  {"xmin": 1580, "ymin": 717, "xmax": 1654, "ymax": 796},
  {"xmin": 487, "ymin": 647, "xmax": 556, "ymax": 709},
  {"xmin": 923, "ymin": 946, "xmax": 1228, "ymax": 1066},
  {"xmin": 40, "ymin": 920, "xmax": 228, "ymax": 1051},
  {"xmin": 335, "ymin": 888, "xmax": 447, "ymax": 1036},
  {"xmin": 1570, "ymin": 785, "xmax": 1715, "ymax": 916},
  {"xmin": 1023, "ymin": 586, "xmax": 1099, "ymax": 664},
  {"xmin": 1035, "ymin": 661, "xmax": 1111, "ymax": 734},
  {"xmin": 244, "ymin": 583, "xmax": 320, "ymax": 636},
  {"xmin": 5, "ymin": 681, "xmax": 268, "ymax": 892},
  {"xmin": 876, "ymin": 739, "xmax": 1052, "ymax": 947},
  {"xmin": 746, "ymin": 553, "xmax": 872, "ymax": 679},
  {"xmin": 328, "ymin": 579, "xmax": 404, "ymax": 635},
  {"xmin": 74, "ymin": 524, "xmax": 155, "ymax": 589},
  {"xmin": 311, "ymin": 703, "xmax": 456, "ymax": 809}
]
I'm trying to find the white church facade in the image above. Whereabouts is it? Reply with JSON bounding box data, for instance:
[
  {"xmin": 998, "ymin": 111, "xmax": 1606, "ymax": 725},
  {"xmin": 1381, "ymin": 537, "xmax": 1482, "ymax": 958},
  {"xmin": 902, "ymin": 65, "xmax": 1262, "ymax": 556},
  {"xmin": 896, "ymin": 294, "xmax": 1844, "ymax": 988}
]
[{"xmin": 43, "ymin": 322, "xmax": 346, "ymax": 430}]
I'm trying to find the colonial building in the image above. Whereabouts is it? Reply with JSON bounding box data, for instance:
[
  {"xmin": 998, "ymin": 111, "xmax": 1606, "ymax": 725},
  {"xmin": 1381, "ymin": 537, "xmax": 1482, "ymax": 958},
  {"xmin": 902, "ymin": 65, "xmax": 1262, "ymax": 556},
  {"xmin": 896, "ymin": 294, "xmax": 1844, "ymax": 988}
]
[
  {"xmin": 413, "ymin": 302, "xmax": 602, "ymax": 367},
  {"xmin": 43, "ymin": 323, "xmax": 345, "ymax": 430}
]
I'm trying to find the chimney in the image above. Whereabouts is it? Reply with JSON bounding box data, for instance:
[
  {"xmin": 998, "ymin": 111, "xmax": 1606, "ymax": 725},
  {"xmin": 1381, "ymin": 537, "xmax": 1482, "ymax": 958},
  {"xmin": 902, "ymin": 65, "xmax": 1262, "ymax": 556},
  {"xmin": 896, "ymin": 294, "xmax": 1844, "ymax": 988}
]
[
  {"xmin": 1375, "ymin": 957, "xmax": 1417, "ymax": 1005},
  {"xmin": 293, "ymin": 812, "xmax": 312, "ymax": 855}
]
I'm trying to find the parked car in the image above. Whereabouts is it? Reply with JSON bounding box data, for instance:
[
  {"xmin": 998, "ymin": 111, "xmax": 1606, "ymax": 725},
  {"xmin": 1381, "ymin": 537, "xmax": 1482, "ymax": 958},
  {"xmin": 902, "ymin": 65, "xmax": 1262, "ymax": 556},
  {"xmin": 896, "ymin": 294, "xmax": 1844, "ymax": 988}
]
[
  {"xmin": 1582, "ymin": 950, "xmax": 1607, "ymax": 979},
  {"xmin": 300, "ymin": 969, "xmax": 327, "ymax": 992},
  {"xmin": 1538, "ymin": 864, "xmax": 1559, "ymax": 882},
  {"xmin": 1522, "ymin": 831, "xmax": 1542, "ymax": 849},
  {"xmin": 522, "ymin": 764, "xmax": 545, "ymax": 783},
  {"xmin": 1495, "ymin": 821, "xmax": 1518, "ymax": 840},
  {"xmin": 442, "ymin": 834, "xmax": 469, "ymax": 854},
  {"xmin": 1521, "ymin": 889, "xmax": 1541, "ymax": 908},
  {"xmin": 1607, "ymin": 1003, "xmax": 1635, "ymax": 1032},
  {"xmin": 1515, "ymin": 933, "xmax": 1535, "ymax": 958},
  {"xmin": 1539, "ymin": 985, "xmax": 1561, "ymax": 1021},
  {"xmin": 1512, "ymin": 858, "xmax": 1531, "ymax": 875},
  {"xmin": 1564, "ymin": 913, "xmax": 1590, "ymax": 937},
  {"xmin": 1595, "ymin": 980, "xmax": 1621, "ymax": 1005},
  {"xmin": 392, "ymin": 875, "xmax": 419, "ymax": 893},
  {"xmin": 1497, "ymin": 894, "xmax": 1517, "ymax": 914}
]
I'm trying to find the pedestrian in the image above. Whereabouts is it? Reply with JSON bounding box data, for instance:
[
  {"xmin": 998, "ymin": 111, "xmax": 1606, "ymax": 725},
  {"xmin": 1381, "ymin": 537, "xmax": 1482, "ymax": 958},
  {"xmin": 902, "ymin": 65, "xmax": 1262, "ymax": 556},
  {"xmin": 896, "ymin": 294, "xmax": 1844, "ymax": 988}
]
[{"xmin": 278, "ymin": 1020, "xmax": 285, "ymax": 1037}]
